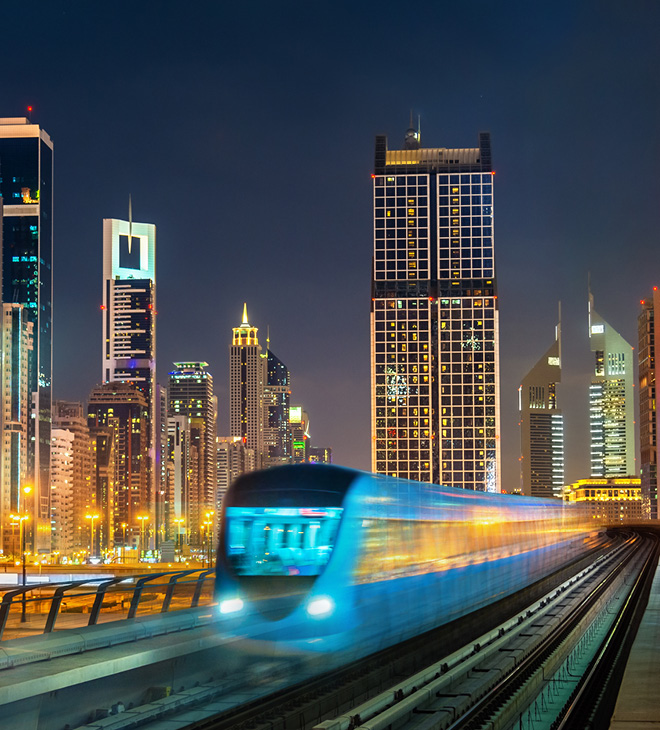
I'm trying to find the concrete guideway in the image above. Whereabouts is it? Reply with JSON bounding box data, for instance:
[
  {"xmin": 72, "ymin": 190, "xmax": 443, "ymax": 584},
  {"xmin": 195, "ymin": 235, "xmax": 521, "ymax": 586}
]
[
  {"xmin": 0, "ymin": 607, "xmax": 236, "ymax": 730},
  {"xmin": 609, "ymin": 564, "xmax": 660, "ymax": 729}
]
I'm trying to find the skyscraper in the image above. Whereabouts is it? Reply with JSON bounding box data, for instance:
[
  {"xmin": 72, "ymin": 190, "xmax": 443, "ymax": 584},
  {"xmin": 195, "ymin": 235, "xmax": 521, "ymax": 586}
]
[
  {"xmin": 168, "ymin": 362, "xmax": 217, "ymax": 546},
  {"xmin": 638, "ymin": 289, "xmax": 658, "ymax": 518},
  {"xmin": 50, "ymin": 429, "xmax": 75, "ymax": 555},
  {"xmin": 167, "ymin": 416, "xmax": 191, "ymax": 545},
  {"xmin": 371, "ymin": 124, "xmax": 500, "ymax": 490},
  {"xmin": 102, "ymin": 216, "xmax": 156, "ymax": 531},
  {"xmin": 519, "ymin": 316, "xmax": 564, "ymax": 497},
  {"xmin": 588, "ymin": 288, "xmax": 635, "ymax": 477},
  {"xmin": 263, "ymin": 346, "xmax": 292, "ymax": 467},
  {"xmin": 52, "ymin": 401, "xmax": 94, "ymax": 553},
  {"xmin": 230, "ymin": 304, "xmax": 264, "ymax": 467},
  {"xmin": 0, "ymin": 116, "xmax": 54, "ymax": 551},
  {"xmin": 87, "ymin": 382, "xmax": 148, "ymax": 550},
  {"xmin": 0, "ymin": 304, "xmax": 33, "ymax": 555}
]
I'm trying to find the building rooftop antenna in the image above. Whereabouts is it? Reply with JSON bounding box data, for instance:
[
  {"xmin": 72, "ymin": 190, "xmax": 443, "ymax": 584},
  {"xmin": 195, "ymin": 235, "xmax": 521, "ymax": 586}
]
[{"xmin": 128, "ymin": 194, "xmax": 133, "ymax": 252}]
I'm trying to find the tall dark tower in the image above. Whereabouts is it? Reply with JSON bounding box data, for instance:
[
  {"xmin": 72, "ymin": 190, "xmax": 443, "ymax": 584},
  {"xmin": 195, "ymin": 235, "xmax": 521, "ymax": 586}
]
[
  {"xmin": 638, "ymin": 290, "xmax": 658, "ymax": 518},
  {"xmin": 371, "ymin": 123, "xmax": 500, "ymax": 490},
  {"xmin": 519, "ymin": 315, "xmax": 564, "ymax": 498},
  {"xmin": 0, "ymin": 116, "xmax": 54, "ymax": 551},
  {"xmin": 263, "ymin": 346, "xmax": 292, "ymax": 466}
]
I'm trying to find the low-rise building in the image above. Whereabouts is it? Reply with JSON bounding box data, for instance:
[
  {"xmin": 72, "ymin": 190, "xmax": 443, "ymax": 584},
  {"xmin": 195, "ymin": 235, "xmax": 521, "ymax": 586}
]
[{"xmin": 563, "ymin": 477, "xmax": 644, "ymax": 523}]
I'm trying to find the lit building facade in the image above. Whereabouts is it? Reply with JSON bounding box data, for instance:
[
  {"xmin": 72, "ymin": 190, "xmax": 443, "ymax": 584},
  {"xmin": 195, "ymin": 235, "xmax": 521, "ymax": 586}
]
[
  {"xmin": 588, "ymin": 289, "xmax": 635, "ymax": 477},
  {"xmin": 230, "ymin": 305, "xmax": 264, "ymax": 467},
  {"xmin": 0, "ymin": 117, "xmax": 54, "ymax": 551},
  {"xmin": 290, "ymin": 405, "xmax": 310, "ymax": 464},
  {"xmin": 371, "ymin": 125, "xmax": 500, "ymax": 490},
  {"xmin": 50, "ymin": 429, "xmax": 75, "ymax": 555},
  {"xmin": 52, "ymin": 401, "xmax": 94, "ymax": 553},
  {"xmin": 168, "ymin": 362, "xmax": 216, "ymax": 546},
  {"xmin": 638, "ymin": 290, "xmax": 658, "ymax": 518},
  {"xmin": 87, "ymin": 382, "xmax": 148, "ymax": 549},
  {"xmin": 216, "ymin": 436, "xmax": 255, "ymax": 511},
  {"xmin": 0, "ymin": 304, "xmax": 33, "ymax": 556},
  {"xmin": 88, "ymin": 426, "xmax": 115, "ymax": 554},
  {"xmin": 102, "ymin": 216, "xmax": 156, "ymax": 531},
  {"xmin": 564, "ymin": 477, "xmax": 643, "ymax": 523},
  {"xmin": 308, "ymin": 446, "xmax": 332, "ymax": 464},
  {"xmin": 263, "ymin": 348, "xmax": 292, "ymax": 467},
  {"xmin": 518, "ymin": 317, "xmax": 564, "ymax": 497},
  {"xmin": 166, "ymin": 415, "xmax": 191, "ymax": 545}
]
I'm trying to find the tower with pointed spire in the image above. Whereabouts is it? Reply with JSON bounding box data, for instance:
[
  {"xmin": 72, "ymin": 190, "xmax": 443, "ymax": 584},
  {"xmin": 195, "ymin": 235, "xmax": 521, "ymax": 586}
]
[
  {"xmin": 588, "ymin": 286, "xmax": 635, "ymax": 478},
  {"xmin": 518, "ymin": 311, "xmax": 564, "ymax": 497},
  {"xmin": 230, "ymin": 304, "xmax": 265, "ymax": 467}
]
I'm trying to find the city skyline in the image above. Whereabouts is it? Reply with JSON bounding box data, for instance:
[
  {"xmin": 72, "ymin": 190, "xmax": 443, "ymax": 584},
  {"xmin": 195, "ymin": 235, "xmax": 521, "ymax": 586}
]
[{"xmin": 2, "ymin": 4, "xmax": 659, "ymax": 488}]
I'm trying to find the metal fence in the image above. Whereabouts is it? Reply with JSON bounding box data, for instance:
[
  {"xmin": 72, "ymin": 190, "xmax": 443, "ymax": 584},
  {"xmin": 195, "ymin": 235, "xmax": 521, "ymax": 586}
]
[{"xmin": 0, "ymin": 569, "xmax": 216, "ymax": 641}]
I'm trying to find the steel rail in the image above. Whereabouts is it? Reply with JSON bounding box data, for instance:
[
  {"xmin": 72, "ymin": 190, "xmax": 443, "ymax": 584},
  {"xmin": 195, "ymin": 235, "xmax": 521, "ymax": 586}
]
[
  {"xmin": 175, "ymin": 540, "xmax": 620, "ymax": 730},
  {"xmin": 553, "ymin": 533, "xmax": 660, "ymax": 730},
  {"xmin": 440, "ymin": 534, "xmax": 651, "ymax": 730}
]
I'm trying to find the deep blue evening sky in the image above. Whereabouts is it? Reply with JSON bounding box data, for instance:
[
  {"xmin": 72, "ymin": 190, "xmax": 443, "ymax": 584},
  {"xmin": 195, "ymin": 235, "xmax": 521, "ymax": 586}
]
[{"xmin": 3, "ymin": 2, "xmax": 660, "ymax": 488}]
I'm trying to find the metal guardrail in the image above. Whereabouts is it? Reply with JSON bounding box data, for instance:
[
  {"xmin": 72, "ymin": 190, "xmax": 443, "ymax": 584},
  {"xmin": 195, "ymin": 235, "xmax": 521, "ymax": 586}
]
[{"xmin": 0, "ymin": 569, "xmax": 216, "ymax": 641}]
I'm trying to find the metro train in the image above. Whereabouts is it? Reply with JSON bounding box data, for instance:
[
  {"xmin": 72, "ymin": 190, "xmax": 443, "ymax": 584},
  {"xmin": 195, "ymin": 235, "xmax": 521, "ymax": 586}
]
[{"xmin": 215, "ymin": 464, "xmax": 594, "ymax": 659}]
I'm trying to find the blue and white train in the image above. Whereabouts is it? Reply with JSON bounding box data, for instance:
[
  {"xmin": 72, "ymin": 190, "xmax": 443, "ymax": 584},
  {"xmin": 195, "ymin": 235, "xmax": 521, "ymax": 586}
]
[{"xmin": 215, "ymin": 464, "xmax": 595, "ymax": 658}]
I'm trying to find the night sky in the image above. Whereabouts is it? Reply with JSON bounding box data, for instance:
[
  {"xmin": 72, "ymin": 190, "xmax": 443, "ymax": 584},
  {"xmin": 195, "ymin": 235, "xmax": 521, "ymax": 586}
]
[{"xmin": 3, "ymin": 2, "xmax": 660, "ymax": 489}]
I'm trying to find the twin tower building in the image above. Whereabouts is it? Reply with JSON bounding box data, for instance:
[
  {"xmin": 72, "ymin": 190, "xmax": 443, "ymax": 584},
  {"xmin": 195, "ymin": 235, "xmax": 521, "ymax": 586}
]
[{"xmin": 371, "ymin": 123, "xmax": 644, "ymax": 511}]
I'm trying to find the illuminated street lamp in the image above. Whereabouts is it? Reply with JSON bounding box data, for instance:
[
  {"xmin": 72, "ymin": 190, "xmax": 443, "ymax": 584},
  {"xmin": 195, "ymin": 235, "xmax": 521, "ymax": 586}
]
[
  {"xmin": 121, "ymin": 522, "xmax": 128, "ymax": 562},
  {"xmin": 137, "ymin": 515, "xmax": 149, "ymax": 561},
  {"xmin": 85, "ymin": 514, "xmax": 100, "ymax": 559},
  {"xmin": 174, "ymin": 518, "xmax": 185, "ymax": 557},
  {"xmin": 205, "ymin": 511, "xmax": 215, "ymax": 567}
]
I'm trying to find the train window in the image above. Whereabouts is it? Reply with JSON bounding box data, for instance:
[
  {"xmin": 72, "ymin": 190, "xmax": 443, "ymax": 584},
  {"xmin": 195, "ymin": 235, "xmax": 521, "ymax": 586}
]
[{"xmin": 225, "ymin": 506, "xmax": 343, "ymax": 577}]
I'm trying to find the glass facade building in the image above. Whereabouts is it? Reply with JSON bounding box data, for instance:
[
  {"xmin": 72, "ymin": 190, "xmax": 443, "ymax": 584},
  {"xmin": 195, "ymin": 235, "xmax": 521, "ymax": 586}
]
[
  {"xmin": 518, "ymin": 318, "xmax": 564, "ymax": 498},
  {"xmin": 371, "ymin": 126, "xmax": 500, "ymax": 490},
  {"xmin": 102, "ymin": 217, "xmax": 157, "ymax": 539},
  {"xmin": 0, "ymin": 117, "xmax": 54, "ymax": 551},
  {"xmin": 168, "ymin": 362, "xmax": 217, "ymax": 546},
  {"xmin": 87, "ymin": 382, "xmax": 148, "ymax": 548},
  {"xmin": 588, "ymin": 288, "xmax": 635, "ymax": 478},
  {"xmin": 638, "ymin": 290, "xmax": 658, "ymax": 518},
  {"xmin": 263, "ymin": 349, "xmax": 292, "ymax": 466}
]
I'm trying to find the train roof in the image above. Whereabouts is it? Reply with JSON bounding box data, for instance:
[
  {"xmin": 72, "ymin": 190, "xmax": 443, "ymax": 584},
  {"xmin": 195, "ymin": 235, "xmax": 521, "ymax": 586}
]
[{"xmin": 224, "ymin": 464, "xmax": 567, "ymax": 520}]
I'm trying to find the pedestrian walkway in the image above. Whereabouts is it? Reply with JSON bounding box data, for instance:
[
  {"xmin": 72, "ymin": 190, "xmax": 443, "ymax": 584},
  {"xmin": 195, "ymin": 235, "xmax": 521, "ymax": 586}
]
[{"xmin": 609, "ymin": 565, "xmax": 660, "ymax": 728}]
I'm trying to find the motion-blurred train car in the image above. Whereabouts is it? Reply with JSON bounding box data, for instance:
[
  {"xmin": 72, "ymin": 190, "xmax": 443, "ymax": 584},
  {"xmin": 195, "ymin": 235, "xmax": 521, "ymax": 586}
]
[{"xmin": 215, "ymin": 464, "xmax": 593, "ymax": 659}]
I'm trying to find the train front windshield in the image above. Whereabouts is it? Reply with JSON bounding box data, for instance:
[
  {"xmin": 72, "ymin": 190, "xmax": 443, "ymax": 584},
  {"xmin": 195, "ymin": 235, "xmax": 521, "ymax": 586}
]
[{"xmin": 226, "ymin": 507, "xmax": 343, "ymax": 576}]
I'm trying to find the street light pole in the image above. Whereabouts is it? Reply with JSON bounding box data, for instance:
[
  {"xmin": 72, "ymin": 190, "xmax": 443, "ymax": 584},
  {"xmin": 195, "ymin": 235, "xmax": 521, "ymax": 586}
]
[
  {"xmin": 137, "ymin": 516, "xmax": 148, "ymax": 561},
  {"xmin": 85, "ymin": 514, "xmax": 100, "ymax": 560},
  {"xmin": 174, "ymin": 518, "xmax": 185, "ymax": 560},
  {"xmin": 205, "ymin": 511, "xmax": 215, "ymax": 568},
  {"xmin": 121, "ymin": 522, "xmax": 127, "ymax": 562}
]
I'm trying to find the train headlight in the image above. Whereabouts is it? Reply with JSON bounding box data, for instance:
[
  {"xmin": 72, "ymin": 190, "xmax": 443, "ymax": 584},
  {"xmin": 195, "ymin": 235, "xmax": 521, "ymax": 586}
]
[
  {"xmin": 306, "ymin": 595, "xmax": 335, "ymax": 618},
  {"xmin": 219, "ymin": 597, "xmax": 244, "ymax": 615}
]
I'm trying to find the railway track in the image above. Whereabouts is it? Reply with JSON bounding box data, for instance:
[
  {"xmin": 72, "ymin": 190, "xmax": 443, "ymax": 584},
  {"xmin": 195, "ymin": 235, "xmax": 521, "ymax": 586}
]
[
  {"xmin": 170, "ymin": 535, "xmax": 629, "ymax": 730},
  {"xmin": 311, "ymin": 531, "xmax": 656, "ymax": 730},
  {"xmin": 72, "ymin": 533, "xmax": 649, "ymax": 730}
]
